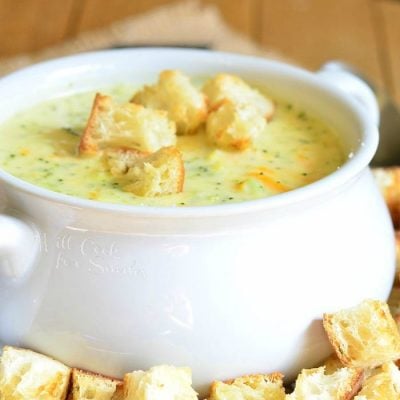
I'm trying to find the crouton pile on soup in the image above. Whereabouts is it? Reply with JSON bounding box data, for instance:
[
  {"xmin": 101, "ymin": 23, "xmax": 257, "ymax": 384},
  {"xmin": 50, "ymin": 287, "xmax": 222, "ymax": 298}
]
[{"xmin": 0, "ymin": 70, "xmax": 345, "ymax": 206}]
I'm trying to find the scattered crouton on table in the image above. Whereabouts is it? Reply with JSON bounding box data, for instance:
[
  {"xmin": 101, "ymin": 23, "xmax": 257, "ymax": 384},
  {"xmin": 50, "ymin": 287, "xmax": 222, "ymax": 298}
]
[
  {"xmin": 209, "ymin": 373, "xmax": 285, "ymax": 400},
  {"xmin": 323, "ymin": 299, "xmax": 400, "ymax": 368},
  {"xmin": 0, "ymin": 346, "xmax": 71, "ymax": 400},
  {"xmin": 68, "ymin": 368, "xmax": 123, "ymax": 400},
  {"xmin": 124, "ymin": 365, "xmax": 198, "ymax": 400},
  {"xmin": 287, "ymin": 366, "xmax": 363, "ymax": 400}
]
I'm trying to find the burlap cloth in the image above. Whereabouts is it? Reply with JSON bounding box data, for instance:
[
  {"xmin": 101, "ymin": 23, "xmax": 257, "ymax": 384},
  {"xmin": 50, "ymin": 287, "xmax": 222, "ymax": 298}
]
[{"xmin": 0, "ymin": 0, "xmax": 292, "ymax": 77}]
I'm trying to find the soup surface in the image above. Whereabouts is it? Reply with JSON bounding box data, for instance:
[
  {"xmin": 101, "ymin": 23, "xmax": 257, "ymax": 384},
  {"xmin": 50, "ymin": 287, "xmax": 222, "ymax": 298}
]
[{"xmin": 0, "ymin": 85, "xmax": 346, "ymax": 206}]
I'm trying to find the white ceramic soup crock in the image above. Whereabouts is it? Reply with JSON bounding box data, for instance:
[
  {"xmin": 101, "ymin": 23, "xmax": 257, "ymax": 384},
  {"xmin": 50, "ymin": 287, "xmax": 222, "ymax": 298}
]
[{"xmin": 0, "ymin": 49, "xmax": 395, "ymax": 394}]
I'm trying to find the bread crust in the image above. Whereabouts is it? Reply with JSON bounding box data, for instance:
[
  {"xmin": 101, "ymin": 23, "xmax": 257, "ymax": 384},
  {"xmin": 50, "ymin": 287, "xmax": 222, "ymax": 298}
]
[
  {"xmin": 355, "ymin": 362, "xmax": 400, "ymax": 399},
  {"xmin": 202, "ymin": 73, "xmax": 275, "ymax": 121},
  {"xmin": 79, "ymin": 93, "xmax": 110, "ymax": 154},
  {"xmin": 209, "ymin": 372, "xmax": 285, "ymax": 400},
  {"xmin": 323, "ymin": 299, "xmax": 400, "ymax": 368},
  {"xmin": 222, "ymin": 372, "xmax": 284, "ymax": 386},
  {"xmin": 320, "ymin": 354, "xmax": 345, "ymax": 375},
  {"xmin": 206, "ymin": 100, "xmax": 266, "ymax": 151},
  {"xmin": 132, "ymin": 69, "xmax": 208, "ymax": 135},
  {"xmin": 0, "ymin": 345, "xmax": 71, "ymax": 400},
  {"xmin": 288, "ymin": 367, "xmax": 363, "ymax": 400},
  {"xmin": 105, "ymin": 146, "xmax": 184, "ymax": 196},
  {"xmin": 123, "ymin": 365, "xmax": 197, "ymax": 400},
  {"xmin": 68, "ymin": 368, "xmax": 123, "ymax": 400},
  {"xmin": 79, "ymin": 93, "xmax": 176, "ymax": 155},
  {"xmin": 344, "ymin": 369, "xmax": 364, "ymax": 400}
]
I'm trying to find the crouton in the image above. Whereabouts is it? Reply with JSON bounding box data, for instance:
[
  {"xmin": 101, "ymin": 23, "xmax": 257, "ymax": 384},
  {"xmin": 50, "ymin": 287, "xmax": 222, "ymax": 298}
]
[
  {"xmin": 209, "ymin": 373, "xmax": 285, "ymax": 400},
  {"xmin": 202, "ymin": 73, "xmax": 275, "ymax": 120},
  {"xmin": 68, "ymin": 368, "xmax": 123, "ymax": 400},
  {"xmin": 0, "ymin": 346, "xmax": 71, "ymax": 400},
  {"xmin": 323, "ymin": 299, "xmax": 400, "ymax": 368},
  {"xmin": 79, "ymin": 93, "xmax": 176, "ymax": 154},
  {"xmin": 320, "ymin": 354, "xmax": 345, "ymax": 375},
  {"xmin": 287, "ymin": 366, "xmax": 363, "ymax": 400},
  {"xmin": 132, "ymin": 70, "xmax": 208, "ymax": 135},
  {"xmin": 206, "ymin": 101, "xmax": 266, "ymax": 150},
  {"xmin": 105, "ymin": 146, "xmax": 184, "ymax": 197},
  {"xmin": 354, "ymin": 362, "xmax": 400, "ymax": 399},
  {"xmin": 124, "ymin": 365, "xmax": 198, "ymax": 400},
  {"xmin": 372, "ymin": 167, "xmax": 400, "ymax": 229}
]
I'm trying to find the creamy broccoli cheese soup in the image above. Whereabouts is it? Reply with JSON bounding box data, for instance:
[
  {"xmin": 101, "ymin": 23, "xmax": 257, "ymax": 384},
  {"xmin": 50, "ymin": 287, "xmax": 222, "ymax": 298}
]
[{"xmin": 0, "ymin": 85, "xmax": 345, "ymax": 206}]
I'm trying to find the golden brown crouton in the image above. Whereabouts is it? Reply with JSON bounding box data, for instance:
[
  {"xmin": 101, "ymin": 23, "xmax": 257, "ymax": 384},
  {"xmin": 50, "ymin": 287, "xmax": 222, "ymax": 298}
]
[
  {"xmin": 79, "ymin": 93, "xmax": 176, "ymax": 154},
  {"xmin": 132, "ymin": 70, "xmax": 207, "ymax": 135},
  {"xmin": 287, "ymin": 367, "xmax": 363, "ymax": 400},
  {"xmin": 0, "ymin": 346, "xmax": 71, "ymax": 400},
  {"xmin": 354, "ymin": 362, "xmax": 400, "ymax": 399},
  {"xmin": 209, "ymin": 373, "xmax": 285, "ymax": 400},
  {"xmin": 105, "ymin": 146, "xmax": 184, "ymax": 197},
  {"xmin": 202, "ymin": 73, "xmax": 275, "ymax": 120},
  {"xmin": 124, "ymin": 365, "xmax": 198, "ymax": 400},
  {"xmin": 323, "ymin": 299, "xmax": 400, "ymax": 368},
  {"xmin": 68, "ymin": 368, "xmax": 123, "ymax": 400},
  {"xmin": 206, "ymin": 101, "xmax": 266, "ymax": 150},
  {"xmin": 372, "ymin": 167, "xmax": 400, "ymax": 229},
  {"xmin": 320, "ymin": 354, "xmax": 345, "ymax": 375}
]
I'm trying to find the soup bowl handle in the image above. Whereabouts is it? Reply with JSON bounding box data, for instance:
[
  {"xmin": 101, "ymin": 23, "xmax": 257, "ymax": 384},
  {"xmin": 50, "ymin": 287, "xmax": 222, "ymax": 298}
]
[
  {"xmin": 317, "ymin": 62, "xmax": 380, "ymax": 126},
  {"xmin": 0, "ymin": 214, "xmax": 39, "ymax": 280}
]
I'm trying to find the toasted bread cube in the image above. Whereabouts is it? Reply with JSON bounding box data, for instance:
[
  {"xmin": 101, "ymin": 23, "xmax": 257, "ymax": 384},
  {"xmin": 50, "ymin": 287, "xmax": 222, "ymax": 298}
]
[
  {"xmin": 105, "ymin": 146, "xmax": 184, "ymax": 197},
  {"xmin": 209, "ymin": 373, "xmax": 285, "ymax": 400},
  {"xmin": 68, "ymin": 368, "xmax": 123, "ymax": 400},
  {"xmin": 320, "ymin": 354, "xmax": 345, "ymax": 375},
  {"xmin": 372, "ymin": 167, "xmax": 400, "ymax": 228},
  {"xmin": 206, "ymin": 101, "xmax": 266, "ymax": 150},
  {"xmin": 0, "ymin": 346, "xmax": 71, "ymax": 400},
  {"xmin": 132, "ymin": 70, "xmax": 207, "ymax": 135},
  {"xmin": 124, "ymin": 365, "xmax": 198, "ymax": 400},
  {"xmin": 202, "ymin": 73, "xmax": 274, "ymax": 120},
  {"xmin": 354, "ymin": 362, "xmax": 400, "ymax": 399},
  {"xmin": 287, "ymin": 367, "xmax": 363, "ymax": 400},
  {"xmin": 323, "ymin": 299, "xmax": 400, "ymax": 368},
  {"xmin": 79, "ymin": 93, "xmax": 176, "ymax": 154}
]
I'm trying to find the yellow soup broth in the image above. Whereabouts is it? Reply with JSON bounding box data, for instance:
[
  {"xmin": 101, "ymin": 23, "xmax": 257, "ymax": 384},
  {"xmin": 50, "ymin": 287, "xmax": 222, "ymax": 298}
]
[{"xmin": 0, "ymin": 85, "xmax": 346, "ymax": 206}]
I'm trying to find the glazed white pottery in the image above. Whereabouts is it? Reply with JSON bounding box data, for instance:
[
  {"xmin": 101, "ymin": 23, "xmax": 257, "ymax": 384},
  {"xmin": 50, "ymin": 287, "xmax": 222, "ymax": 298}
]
[{"xmin": 0, "ymin": 49, "xmax": 395, "ymax": 394}]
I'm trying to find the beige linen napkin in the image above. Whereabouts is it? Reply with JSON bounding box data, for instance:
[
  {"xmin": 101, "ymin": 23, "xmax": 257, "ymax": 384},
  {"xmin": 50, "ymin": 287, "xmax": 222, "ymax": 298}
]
[{"xmin": 0, "ymin": 0, "xmax": 289, "ymax": 77}]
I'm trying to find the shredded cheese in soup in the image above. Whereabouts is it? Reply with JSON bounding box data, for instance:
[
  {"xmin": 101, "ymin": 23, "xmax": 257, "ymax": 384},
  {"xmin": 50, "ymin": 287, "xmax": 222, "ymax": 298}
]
[{"xmin": 0, "ymin": 85, "xmax": 345, "ymax": 206}]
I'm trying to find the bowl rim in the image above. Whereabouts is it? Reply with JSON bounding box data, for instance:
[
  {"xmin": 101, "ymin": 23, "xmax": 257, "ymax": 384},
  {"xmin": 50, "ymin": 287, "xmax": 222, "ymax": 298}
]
[{"xmin": 0, "ymin": 47, "xmax": 378, "ymax": 218}]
